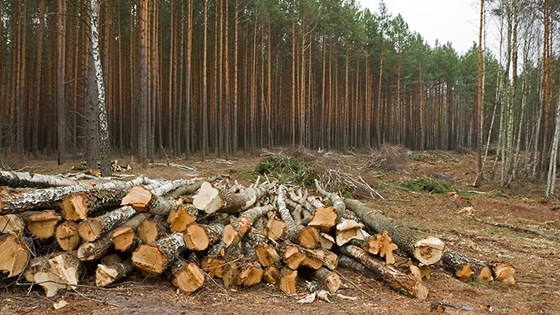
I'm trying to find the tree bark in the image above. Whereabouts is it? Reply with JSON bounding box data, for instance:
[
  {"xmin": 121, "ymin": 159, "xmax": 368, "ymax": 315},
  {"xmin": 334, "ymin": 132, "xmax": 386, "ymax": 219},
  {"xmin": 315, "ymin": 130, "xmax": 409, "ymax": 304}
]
[
  {"xmin": 78, "ymin": 205, "xmax": 136, "ymax": 242},
  {"xmin": 340, "ymin": 245, "xmax": 428, "ymax": 299},
  {"xmin": 1, "ymin": 176, "xmax": 146, "ymax": 214}
]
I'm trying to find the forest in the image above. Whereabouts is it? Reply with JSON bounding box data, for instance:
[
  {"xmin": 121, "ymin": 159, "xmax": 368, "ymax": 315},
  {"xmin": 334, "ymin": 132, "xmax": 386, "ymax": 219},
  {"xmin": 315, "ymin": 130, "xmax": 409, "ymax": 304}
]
[{"xmin": 0, "ymin": 0, "xmax": 559, "ymax": 192}]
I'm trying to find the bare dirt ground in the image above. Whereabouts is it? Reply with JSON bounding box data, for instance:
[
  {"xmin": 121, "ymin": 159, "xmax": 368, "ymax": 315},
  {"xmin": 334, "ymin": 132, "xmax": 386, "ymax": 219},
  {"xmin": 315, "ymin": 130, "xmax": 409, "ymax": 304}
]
[{"xmin": 2, "ymin": 148, "xmax": 559, "ymax": 315}]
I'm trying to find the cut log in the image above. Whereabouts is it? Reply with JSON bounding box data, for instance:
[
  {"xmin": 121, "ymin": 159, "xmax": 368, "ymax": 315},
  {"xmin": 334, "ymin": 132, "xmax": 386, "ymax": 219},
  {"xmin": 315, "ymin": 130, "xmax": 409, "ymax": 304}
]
[
  {"xmin": 111, "ymin": 213, "xmax": 150, "ymax": 252},
  {"xmin": 263, "ymin": 265, "xmax": 281, "ymax": 285},
  {"xmin": 441, "ymin": 248, "xmax": 494, "ymax": 282},
  {"xmin": 314, "ymin": 179, "xmax": 357, "ymax": 221},
  {"xmin": 184, "ymin": 223, "xmax": 224, "ymax": 251},
  {"xmin": 245, "ymin": 227, "xmax": 281, "ymax": 268},
  {"xmin": 61, "ymin": 188, "xmax": 128, "ymax": 221},
  {"xmin": 150, "ymin": 178, "xmax": 198, "ymax": 197},
  {"xmin": 0, "ymin": 176, "xmax": 146, "ymax": 213},
  {"xmin": 301, "ymin": 253, "xmax": 323, "ymax": 270},
  {"xmin": 335, "ymin": 219, "xmax": 365, "ymax": 246},
  {"xmin": 340, "ymin": 245, "xmax": 428, "ymax": 299},
  {"xmin": 122, "ymin": 186, "xmax": 180, "ymax": 215},
  {"xmin": 0, "ymin": 214, "xmax": 25, "ymax": 235},
  {"xmin": 192, "ymin": 182, "xmax": 221, "ymax": 213},
  {"xmin": 78, "ymin": 206, "xmax": 136, "ymax": 242},
  {"xmin": 170, "ymin": 259, "xmax": 206, "ymax": 294},
  {"xmin": 222, "ymin": 204, "xmax": 275, "ymax": 247},
  {"xmin": 318, "ymin": 233, "xmax": 335, "ymax": 250},
  {"xmin": 306, "ymin": 248, "xmax": 338, "ymax": 271},
  {"xmin": 299, "ymin": 226, "xmax": 321, "ymax": 249},
  {"xmin": 193, "ymin": 181, "xmax": 268, "ymax": 214},
  {"xmin": 165, "ymin": 180, "xmax": 205, "ymax": 199},
  {"xmin": 344, "ymin": 197, "xmax": 445, "ymax": 265},
  {"xmin": 308, "ymin": 206, "xmax": 337, "ymax": 232},
  {"xmin": 0, "ymin": 234, "xmax": 30, "ymax": 276},
  {"xmin": 138, "ymin": 215, "xmax": 168, "ymax": 245},
  {"xmin": 167, "ymin": 204, "xmax": 198, "ymax": 232},
  {"xmin": 279, "ymin": 268, "xmax": 298, "ymax": 295},
  {"xmin": 55, "ymin": 221, "xmax": 81, "ymax": 251},
  {"xmin": 264, "ymin": 212, "xmax": 285, "ymax": 241},
  {"xmin": 201, "ymin": 257, "xmax": 227, "ymax": 279},
  {"xmin": 96, "ymin": 259, "xmax": 134, "ymax": 287},
  {"xmin": 132, "ymin": 232, "xmax": 185, "ymax": 275},
  {"xmin": 21, "ymin": 210, "xmax": 61, "ymax": 239},
  {"xmin": 314, "ymin": 267, "xmax": 341, "ymax": 293},
  {"xmin": 77, "ymin": 230, "xmax": 115, "ymax": 262},
  {"xmin": 493, "ymin": 263, "xmax": 516, "ymax": 285},
  {"xmin": 281, "ymin": 244, "xmax": 306, "ymax": 270},
  {"xmin": 222, "ymin": 261, "xmax": 241, "ymax": 287},
  {"xmin": 239, "ymin": 261, "xmax": 264, "ymax": 287},
  {"xmin": 0, "ymin": 170, "xmax": 77, "ymax": 188}
]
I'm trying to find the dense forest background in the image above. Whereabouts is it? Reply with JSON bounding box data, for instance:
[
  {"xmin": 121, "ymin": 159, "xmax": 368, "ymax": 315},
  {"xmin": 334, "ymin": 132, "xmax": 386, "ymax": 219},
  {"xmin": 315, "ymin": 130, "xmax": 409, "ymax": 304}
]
[{"xmin": 0, "ymin": 0, "xmax": 559, "ymax": 189}]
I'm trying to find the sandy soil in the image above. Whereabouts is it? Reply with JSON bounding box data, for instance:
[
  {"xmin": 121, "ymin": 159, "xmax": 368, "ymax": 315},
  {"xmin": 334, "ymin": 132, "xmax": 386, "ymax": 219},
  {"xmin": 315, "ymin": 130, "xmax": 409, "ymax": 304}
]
[{"xmin": 2, "ymin": 149, "xmax": 559, "ymax": 315}]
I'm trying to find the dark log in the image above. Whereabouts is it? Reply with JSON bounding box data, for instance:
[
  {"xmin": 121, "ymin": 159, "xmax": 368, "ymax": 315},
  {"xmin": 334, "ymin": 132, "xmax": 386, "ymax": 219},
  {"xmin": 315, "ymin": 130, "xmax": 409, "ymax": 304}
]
[{"xmin": 343, "ymin": 198, "xmax": 444, "ymax": 265}]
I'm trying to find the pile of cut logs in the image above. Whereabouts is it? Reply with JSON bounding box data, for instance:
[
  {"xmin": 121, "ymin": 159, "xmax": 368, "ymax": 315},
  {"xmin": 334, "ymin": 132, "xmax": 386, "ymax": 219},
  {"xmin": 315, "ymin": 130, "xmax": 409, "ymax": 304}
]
[{"xmin": 0, "ymin": 170, "xmax": 515, "ymax": 300}]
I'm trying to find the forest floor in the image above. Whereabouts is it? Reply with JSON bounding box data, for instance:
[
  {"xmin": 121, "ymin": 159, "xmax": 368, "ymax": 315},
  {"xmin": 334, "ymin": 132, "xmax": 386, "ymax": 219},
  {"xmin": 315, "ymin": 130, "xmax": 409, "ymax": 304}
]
[{"xmin": 2, "ymin": 147, "xmax": 560, "ymax": 315}]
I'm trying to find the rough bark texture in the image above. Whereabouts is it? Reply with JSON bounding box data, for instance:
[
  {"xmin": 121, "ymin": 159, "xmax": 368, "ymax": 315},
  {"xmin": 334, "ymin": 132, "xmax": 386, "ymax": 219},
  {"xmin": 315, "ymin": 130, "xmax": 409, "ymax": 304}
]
[
  {"xmin": 0, "ymin": 171, "xmax": 77, "ymax": 188},
  {"xmin": 78, "ymin": 206, "xmax": 136, "ymax": 242},
  {"xmin": 340, "ymin": 245, "xmax": 428, "ymax": 299}
]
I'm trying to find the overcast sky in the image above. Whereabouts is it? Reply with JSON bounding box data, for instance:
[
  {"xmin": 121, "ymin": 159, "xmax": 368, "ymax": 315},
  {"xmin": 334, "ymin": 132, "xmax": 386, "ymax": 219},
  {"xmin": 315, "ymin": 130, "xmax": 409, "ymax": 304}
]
[{"xmin": 359, "ymin": 0, "xmax": 490, "ymax": 55}]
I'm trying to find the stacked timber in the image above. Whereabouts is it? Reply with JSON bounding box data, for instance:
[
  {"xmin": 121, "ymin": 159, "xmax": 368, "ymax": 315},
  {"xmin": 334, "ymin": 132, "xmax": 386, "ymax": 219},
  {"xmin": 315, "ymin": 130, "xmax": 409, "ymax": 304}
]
[{"xmin": 0, "ymin": 171, "xmax": 516, "ymax": 301}]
